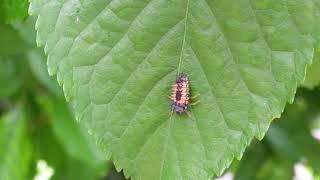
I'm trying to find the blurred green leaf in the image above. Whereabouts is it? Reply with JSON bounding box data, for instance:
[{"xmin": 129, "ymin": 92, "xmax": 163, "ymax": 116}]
[
  {"xmin": 234, "ymin": 88, "xmax": 320, "ymax": 179},
  {"xmin": 12, "ymin": 17, "xmax": 37, "ymax": 46},
  {"xmin": 266, "ymin": 89, "xmax": 320, "ymax": 173},
  {"xmin": 9, "ymin": 17, "xmax": 64, "ymax": 97},
  {"xmin": 0, "ymin": 55, "xmax": 25, "ymax": 98},
  {"xmin": 0, "ymin": 25, "xmax": 28, "ymax": 55},
  {"xmin": 234, "ymin": 142, "xmax": 294, "ymax": 180},
  {"xmin": 103, "ymin": 166, "xmax": 126, "ymax": 180},
  {"xmin": 33, "ymin": 117, "xmax": 108, "ymax": 180},
  {"xmin": 303, "ymin": 51, "xmax": 320, "ymax": 89},
  {"xmin": 234, "ymin": 141, "xmax": 270, "ymax": 180},
  {"xmin": 0, "ymin": 107, "xmax": 32, "ymax": 180},
  {"xmin": 0, "ymin": 0, "xmax": 28, "ymax": 23},
  {"xmin": 27, "ymin": 49, "xmax": 63, "ymax": 97},
  {"xmin": 256, "ymin": 158, "xmax": 293, "ymax": 180},
  {"xmin": 39, "ymin": 95, "xmax": 106, "ymax": 168},
  {"xmin": 311, "ymin": 113, "xmax": 320, "ymax": 130}
]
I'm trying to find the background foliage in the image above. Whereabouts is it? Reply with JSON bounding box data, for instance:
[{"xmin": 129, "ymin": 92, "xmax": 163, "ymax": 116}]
[{"xmin": 0, "ymin": 0, "xmax": 320, "ymax": 180}]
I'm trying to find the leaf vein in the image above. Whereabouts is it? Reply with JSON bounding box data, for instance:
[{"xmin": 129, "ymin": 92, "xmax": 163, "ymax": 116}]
[
  {"xmin": 118, "ymin": 70, "xmax": 175, "ymax": 140},
  {"xmin": 203, "ymin": 0, "xmax": 264, "ymax": 101},
  {"xmin": 176, "ymin": 0, "xmax": 190, "ymax": 76},
  {"xmin": 188, "ymin": 44, "xmax": 235, "ymax": 132},
  {"xmin": 101, "ymin": 18, "xmax": 184, "ymax": 106},
  {"xmin": 51, "ymin": 0, "xmax": 114, "ymax": 70}
]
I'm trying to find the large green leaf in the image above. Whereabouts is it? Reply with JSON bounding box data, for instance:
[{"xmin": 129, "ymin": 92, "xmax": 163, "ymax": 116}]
[
  {"xmin": 29, "ymin": 0, "xmax": 320, "ymax": 179},
  {"xmin": 0, "ymin": 107, "xmax": 32, "ymax": 180}
]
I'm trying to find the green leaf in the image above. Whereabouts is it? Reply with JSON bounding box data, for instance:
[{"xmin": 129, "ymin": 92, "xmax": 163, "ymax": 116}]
[
  {"xmin": 0, "ymin": 25, "xmax": 28, "ymax": 56},
  {"xmin": 11, "ymin": 16, "xmax": 37, "ymax": 46},
  {"xmin": 104, "ymin": 166, "xmax": 126, "ymax": 180},
  {"xmin": 39, "ymin": 95, "xmax": 106, "ymax": 167},
  {"xmin": 8, "ymin": 17, "xmax": 64, "ymax": 97},
  {"xmin": 27, "ymin": 49, "xmax": 63, "ymax": 97},
  {"xmin": 302, "ymin": 51, "xmax": 320, "ymax": 89},
  {"xmin": 0, "ymin": 55, "xmax": 25, "ymax": 98},
  {"xmin": 234, "ymin": 141, "xmax": 270, "ymax": 180},
  {"xmin": 0, "ymin": 0, "xmax": 29, "ymax": 23},
  {"xmin": 33, "ymin": 117, "xmax": 108, "ymax": 180},
  {"xmin": 234, "ymin": 88, "xmax": 320, "ymax": 179},
  {"xmin": 29, "ymin": 0, "xmax": 320, "ymax": 179},
  {"xmin": 0, "ymin": 107, "xmax": 32, "ymax": 180},
  {"xmin": 256, "ymin": 158, "xmax": 293, "ymax": 180}
]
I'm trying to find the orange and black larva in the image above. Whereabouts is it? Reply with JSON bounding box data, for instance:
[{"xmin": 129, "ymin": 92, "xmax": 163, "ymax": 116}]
[{"xmin": 170, "ymin": 73, "xmax": 190, "ymax": 114}]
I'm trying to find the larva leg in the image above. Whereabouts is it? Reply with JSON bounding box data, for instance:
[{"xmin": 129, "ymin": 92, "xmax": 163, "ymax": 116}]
[
  {"xmin": 191, "ymin": 93, "xmax": 200, "ymax": 99},
  {"xmin": 186, "ymin": 111, "xmax": 193, "ymax": 119},
  {"xmin": 190, "ymin": 93, "xmax": 200, "ymax": 106},
  {"xmin": 190, "ymin": 101, "xmax": 199, "ymax": 106}
]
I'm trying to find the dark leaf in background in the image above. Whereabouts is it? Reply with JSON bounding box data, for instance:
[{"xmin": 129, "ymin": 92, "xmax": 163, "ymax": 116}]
[
  {"xmin": 0, "ymin": 25, "xmax": 28, "ymax": 56},
  {"xmin": 27, "ymin": 49, "xmax": 63, "ymax": 97},
  {"xmin": 256, "ymin": 158, "xmax": 293, "ymax": 180},
  {"xmin": 0, "ymin": 55, "xmax": 25, "ymax": 98},
  {"xmin": 39, "ymin": 95, "xmax": 107, "ymax": 168},
  {"xmin": 234, "ymin": 88, "xmax": 320, "ymax": 180},
  {"xmin": 234, "ymin": 141, "xmax": 294, "ymax": 180},
  {"xmin": 0, "ymin": 0, "xmax": 28, "ymax": 24},
  {"xmin": 103, "ymin": 166, "xmax": 126, "ymax": 180},
  {"xmin": 12, "ymin": 17, "xmax": 37, "ymax": 46},
  {"xmin": 266, "ymin": 89, "xmax": 320, "ymax": 173},
  {"xmin": 33, "ymin": 113, "xmax": 108, "ymax": 180},
  {"xmin": 234, "ymin": 141, "xmax": 270, "ymax": 180}
]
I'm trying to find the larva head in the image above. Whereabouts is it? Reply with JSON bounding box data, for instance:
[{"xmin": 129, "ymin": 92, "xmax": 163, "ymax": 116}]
[
  {"xmin": 176, "ymin": 73, "xmax": 188, "ymax": 83},
  {"xmin": 171, "ymin": 103, "xmax": 187, "ymax": 114}
]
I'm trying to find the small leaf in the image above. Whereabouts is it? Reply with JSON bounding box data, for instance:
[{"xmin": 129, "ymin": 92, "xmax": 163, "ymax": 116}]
[
  {"xmin": 0, "ymin": 107, "xmax": 32, "ymax": 180},
  {"xmin": 30, "ymin": 0, "xmax": 320, "ymax": 179}
]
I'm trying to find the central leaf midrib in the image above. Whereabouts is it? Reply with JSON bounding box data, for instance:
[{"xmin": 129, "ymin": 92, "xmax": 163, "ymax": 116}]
[
  {"xmin": 158, "ymin": 1, "xmax": 191, "ymax": 179},
  {"xmin": 177, "ymin": 0, "xmax": 190, "ymax": 75}
]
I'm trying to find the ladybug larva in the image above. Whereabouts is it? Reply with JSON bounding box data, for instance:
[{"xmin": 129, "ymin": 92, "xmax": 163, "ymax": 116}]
[{"xmin": 170, "ymin": 73, "xmax": 190, "ymax": 114}]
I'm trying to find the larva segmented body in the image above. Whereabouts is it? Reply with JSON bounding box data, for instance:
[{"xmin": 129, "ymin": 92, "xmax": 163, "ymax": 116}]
[{"xmin": 170, "ymin": 73, "xmax": 189, "ymax": 114}]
